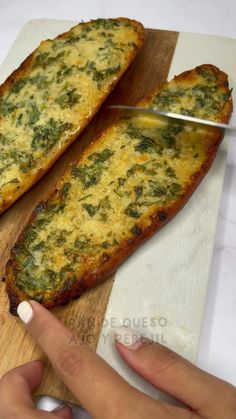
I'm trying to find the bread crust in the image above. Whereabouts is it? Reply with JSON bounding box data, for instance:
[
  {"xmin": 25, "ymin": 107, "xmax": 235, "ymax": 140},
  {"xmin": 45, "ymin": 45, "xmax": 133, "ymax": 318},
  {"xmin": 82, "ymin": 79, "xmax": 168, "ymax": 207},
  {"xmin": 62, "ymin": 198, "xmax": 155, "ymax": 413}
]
[
  {"xmin": 0, "ymin": 18, "xmax": 145, "ymax": 214},
  {"xmin": 5, "ymin": 64, "xmax": 233, "ymax": 315}
]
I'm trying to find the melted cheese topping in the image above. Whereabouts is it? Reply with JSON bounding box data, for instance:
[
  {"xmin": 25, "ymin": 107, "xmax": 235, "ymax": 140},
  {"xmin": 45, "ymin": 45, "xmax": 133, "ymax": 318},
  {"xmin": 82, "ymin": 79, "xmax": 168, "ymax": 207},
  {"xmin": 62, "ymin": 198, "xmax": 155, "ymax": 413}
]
[
  {"xmin": 0, "ymin": 18, "xmax": 142, "ymax": 201},
  {"xmin": 11, "ymin": 65, "xmax": 231, "ymax": 301}
]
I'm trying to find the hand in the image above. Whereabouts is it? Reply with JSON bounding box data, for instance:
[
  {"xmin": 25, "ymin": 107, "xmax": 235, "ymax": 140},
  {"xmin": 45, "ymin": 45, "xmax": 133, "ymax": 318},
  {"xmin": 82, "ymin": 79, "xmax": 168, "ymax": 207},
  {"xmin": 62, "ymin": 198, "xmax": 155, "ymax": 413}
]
[
  {"xmin": 0, "ymin": 358, "xmax": 72, "ymax": 418},
  {"xmin": 0, "ymin": 301, "xmax": 235, "ymax": 419}
]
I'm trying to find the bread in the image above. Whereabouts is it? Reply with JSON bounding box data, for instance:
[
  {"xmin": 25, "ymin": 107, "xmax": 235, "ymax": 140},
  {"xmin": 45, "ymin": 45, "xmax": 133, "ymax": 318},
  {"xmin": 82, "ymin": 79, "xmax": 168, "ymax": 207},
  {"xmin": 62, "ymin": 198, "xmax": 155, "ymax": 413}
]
[
  {"xmin": 0, "ymin": 18, "xmax": 145, "ymax": 214},
  {"xmin": 5, "ymin": 64, "xmax": 232, "ymax": 315}
]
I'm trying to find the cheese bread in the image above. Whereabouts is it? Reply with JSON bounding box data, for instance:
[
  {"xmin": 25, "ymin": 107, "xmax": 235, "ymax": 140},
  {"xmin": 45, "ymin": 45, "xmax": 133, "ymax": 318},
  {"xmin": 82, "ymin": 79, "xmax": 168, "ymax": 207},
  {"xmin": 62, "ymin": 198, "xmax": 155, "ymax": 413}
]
[
  {"xmin": 5, "ymin": 64, "xmax": 232, "ymax": 314},
  {"xmin": 0, "ymin": 18, "xmax": 144, "ymax": 214}
]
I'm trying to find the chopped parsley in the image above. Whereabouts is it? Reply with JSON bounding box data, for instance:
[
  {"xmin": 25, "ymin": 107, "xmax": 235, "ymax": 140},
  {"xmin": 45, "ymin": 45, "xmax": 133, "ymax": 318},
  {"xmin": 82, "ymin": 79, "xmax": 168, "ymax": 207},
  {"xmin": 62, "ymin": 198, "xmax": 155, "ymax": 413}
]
[
  {"xmin": 55, "ymin": 88, "xmax": 81, "ymax": 109},
  {"xmin": 32, "ymin": 118, "xmax": 73, "ymax": 151}
]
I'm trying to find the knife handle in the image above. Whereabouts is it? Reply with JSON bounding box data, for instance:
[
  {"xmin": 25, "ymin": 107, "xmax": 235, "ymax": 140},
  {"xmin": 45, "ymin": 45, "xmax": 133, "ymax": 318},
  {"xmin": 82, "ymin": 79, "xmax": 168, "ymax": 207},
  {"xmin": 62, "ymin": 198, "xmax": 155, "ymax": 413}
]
[{"xmin": 34, "ymin": 395, "xmax": 92, "ymax": 419}]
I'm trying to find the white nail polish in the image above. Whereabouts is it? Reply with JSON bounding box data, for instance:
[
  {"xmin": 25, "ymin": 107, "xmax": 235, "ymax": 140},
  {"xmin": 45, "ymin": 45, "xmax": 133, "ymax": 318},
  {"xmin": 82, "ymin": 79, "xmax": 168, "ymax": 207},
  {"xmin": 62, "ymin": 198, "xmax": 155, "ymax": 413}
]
[
  {"xmin": 114, "ymin": 326, "xmax": 142, "ymax": 350},
  {"xmin": 17, "ymin": 301, "xmax": 33, "ymax": 324}
]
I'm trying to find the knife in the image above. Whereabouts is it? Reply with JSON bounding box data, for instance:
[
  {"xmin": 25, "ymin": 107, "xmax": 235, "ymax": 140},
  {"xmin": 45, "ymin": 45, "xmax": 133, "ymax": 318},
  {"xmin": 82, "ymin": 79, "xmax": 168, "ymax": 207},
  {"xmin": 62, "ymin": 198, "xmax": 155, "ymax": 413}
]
[
  {"xmin": 34, "ymin": 395, "xmax": 92, "ymax": 418},
  {"xmin": 108, "ymin": 105, "xmax": 236, "ymax": 135}
]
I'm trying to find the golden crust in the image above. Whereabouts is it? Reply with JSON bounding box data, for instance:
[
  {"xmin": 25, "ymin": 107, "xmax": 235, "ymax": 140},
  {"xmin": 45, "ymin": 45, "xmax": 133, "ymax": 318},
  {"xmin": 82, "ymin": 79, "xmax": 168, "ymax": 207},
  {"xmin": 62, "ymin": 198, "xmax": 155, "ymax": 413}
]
[
  {"xmin": 5, "ymin": 64, "xmax": 233, "ymax": 315},
  {"xmin": 0, "ymin": 18, "xmax": 145, "ymax": 214}
]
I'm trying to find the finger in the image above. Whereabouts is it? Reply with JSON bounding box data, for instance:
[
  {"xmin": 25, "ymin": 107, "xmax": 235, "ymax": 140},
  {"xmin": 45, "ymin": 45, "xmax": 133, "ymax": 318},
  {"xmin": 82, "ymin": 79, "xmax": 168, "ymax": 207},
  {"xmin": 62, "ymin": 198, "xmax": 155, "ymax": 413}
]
[
  {"xmin": 0, "ymin": 359, "xmax": 43, "ymax": 408},
  {"xmin": 115, "ymin": 327, "xmax": 236, "ymax": 418},
  {"xmin": 21, "ymin": 406, "xmax": 72, "ymax": 419},
  {"xmin": 0, "ymin": 360, "xmax": 68, "ymax": 418},
  {"xmin": 52, "ymin": 405, "xmax": 73, "ymax": 418},
  {"xmin": 17, "ymin": 301, "xmax": 162, "ymax": 419}
]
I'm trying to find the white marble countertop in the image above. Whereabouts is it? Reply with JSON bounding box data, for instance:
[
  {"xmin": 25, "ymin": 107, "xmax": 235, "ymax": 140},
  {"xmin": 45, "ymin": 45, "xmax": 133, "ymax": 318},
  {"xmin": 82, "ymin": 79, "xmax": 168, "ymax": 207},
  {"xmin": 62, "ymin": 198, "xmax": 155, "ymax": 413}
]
[{"xmin": 0, "ymin": 0, "xmax": 235, "ymax": 386}]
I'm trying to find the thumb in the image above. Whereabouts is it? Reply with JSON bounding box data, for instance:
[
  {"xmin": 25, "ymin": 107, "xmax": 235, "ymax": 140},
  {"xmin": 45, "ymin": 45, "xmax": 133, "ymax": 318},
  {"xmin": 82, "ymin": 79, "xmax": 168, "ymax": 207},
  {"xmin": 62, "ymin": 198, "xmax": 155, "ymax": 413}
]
[
  {"xmin": 0, "ymin": 360, "xmax": 44, "ymax": 409},
  {"xmin": 0, "ymin": 360, "xmax": 72, "ymax": 418}
]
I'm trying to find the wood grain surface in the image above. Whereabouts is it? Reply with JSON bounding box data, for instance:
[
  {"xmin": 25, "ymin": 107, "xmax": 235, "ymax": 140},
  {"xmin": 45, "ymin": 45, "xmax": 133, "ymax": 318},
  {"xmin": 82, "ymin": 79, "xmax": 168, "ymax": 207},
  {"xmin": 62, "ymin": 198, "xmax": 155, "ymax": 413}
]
[{"xmin": 0, "ymin": 28, "xmax": 178, "ymax": 402}]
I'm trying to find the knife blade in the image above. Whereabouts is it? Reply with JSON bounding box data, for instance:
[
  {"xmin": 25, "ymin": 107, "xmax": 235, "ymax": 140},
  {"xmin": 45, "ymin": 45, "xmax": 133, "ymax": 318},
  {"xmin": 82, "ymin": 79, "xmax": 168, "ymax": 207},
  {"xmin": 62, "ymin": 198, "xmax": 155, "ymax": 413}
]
[{"xmin": 108, "ymin": 105, "xmax": 236, "ymax": 135}]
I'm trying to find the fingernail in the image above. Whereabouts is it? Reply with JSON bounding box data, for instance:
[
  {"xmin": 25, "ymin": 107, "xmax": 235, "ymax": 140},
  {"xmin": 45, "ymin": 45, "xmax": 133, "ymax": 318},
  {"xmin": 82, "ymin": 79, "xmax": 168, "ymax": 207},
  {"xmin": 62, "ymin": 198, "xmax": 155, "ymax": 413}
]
[
  {"xmin": 114, "ymin": 326, "xmax": 142, "ymax": 350},
  {"xmin": 17, "ymin": 301, "xmax": 33, "ymax": 324}
]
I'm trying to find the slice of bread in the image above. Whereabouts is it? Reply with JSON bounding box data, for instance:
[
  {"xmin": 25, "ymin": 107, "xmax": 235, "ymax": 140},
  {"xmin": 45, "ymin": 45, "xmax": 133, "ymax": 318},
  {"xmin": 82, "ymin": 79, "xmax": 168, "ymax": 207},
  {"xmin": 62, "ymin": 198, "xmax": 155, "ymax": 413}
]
[
  {"xmin": 0, "ymin": 18, "xmax": 145, "ymax": 214},
  {"xmin": 5, "ymin": 64, "xmax": 232, "ymax": 315}
]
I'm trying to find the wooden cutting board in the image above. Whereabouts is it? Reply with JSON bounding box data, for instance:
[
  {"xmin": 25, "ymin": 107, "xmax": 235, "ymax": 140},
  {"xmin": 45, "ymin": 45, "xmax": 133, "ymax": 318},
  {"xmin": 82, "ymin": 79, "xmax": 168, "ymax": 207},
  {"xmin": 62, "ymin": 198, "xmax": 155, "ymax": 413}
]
[{"xmin": 0, "ymin": 22, "xmax": 178, "ymax": 402}]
